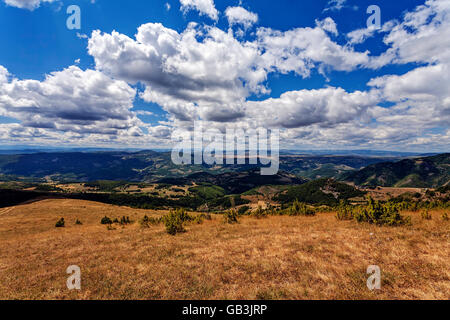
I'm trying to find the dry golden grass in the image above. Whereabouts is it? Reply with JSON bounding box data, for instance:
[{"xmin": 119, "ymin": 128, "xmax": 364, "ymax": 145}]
[{"xmin": 0, "ymin": 199, "xmax": 449, "ymax": 300}]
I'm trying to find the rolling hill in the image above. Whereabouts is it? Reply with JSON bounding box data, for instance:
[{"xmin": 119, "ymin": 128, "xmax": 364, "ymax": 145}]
[
  {"xmin": 159, "ymin": 169, "xmax": 306, "ymax": 194},
  {"xmin": 0, "ymin": 150, "xmax": 399, "ymax": 182},
  {"xmin": 343, "ymin": 153, "xmax": 450, "ymax": 188},
  {"xmin": 274, "ymin": 178, "xmax": 365, "ymax": 206}
]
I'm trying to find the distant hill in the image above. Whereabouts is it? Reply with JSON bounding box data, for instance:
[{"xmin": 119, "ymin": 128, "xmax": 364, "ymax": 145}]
[
  {"xmin": 159, "ymin": 169, "xmax": 306, "ymax": 194},
  {"xmin": 274, "ymin": 178, "xmax": 365, "ymax": 206},
  {"xmin": 278, "ymin": 155, "xmax": 394, "ymax": 179},
  {"xmin": 0, "ymin": 151, "xmax": 239, "ymax": 182},
  {"xmin": 0, "ymin": 151, "xmax": 399, "ymax": 182},
  {"xmin": 343, "ymin": 153, "xmax": 450, "ymax": 188}
]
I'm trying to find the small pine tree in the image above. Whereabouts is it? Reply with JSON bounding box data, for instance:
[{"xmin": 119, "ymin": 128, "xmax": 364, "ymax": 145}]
[
  {"xmin": 286, "ymin": 200, "xmax": 315, "ymax": 216},
  {"xmin": 421, "ymin": 210, "xmax": 432, "ymax": 220},
  {"xmin": 55, "ymin": 218, "xmax": 65, "ymax": 228},
  {"xmin": 101, "ymin": 216, "xmax": 113, "ymax": 225},
  {"xmin": 162, "ymin": 209, "xmax": 190, "ymax": 235},
  {"xmin": 140, "ymin": 215, "xmax": 150, "ymax": 228},
  {"xmin": 336, "ymin": 200, "xmax": 353, "ymax": 221},
  {"xmin": 354, "ymin": 196, "xmax": 410, "ymax": 226},
  {"xmin": 224, "ymin": 209, "xmax": 239, "ymax": 224}
]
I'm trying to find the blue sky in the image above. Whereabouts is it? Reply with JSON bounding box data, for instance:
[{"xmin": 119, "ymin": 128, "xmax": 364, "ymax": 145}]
[{"xmin": 0, "ymin": 0, "xmax": 449, "ymax": 151}]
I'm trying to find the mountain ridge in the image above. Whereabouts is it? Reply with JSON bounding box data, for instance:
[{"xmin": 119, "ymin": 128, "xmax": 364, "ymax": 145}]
[
  {"xmin": 0, "ymin": 151, "xmax": 404, "ymax": 182},
  {"xmin": 343, "ymin": 153, "xmax": 450, "ymax": 188}
]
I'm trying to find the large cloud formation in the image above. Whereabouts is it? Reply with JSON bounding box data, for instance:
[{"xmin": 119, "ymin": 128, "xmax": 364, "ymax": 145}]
[
  {"xmin": 368, "ymin": 0, "xmax": 450, "ymax": 135},
  {"xmin": 1, "ymin": 0, "xmax": 449, "ymax": 151},
  {"xmin": 0, "ymin": 66, "xmax": 150, "ymax": 145},
  {"xmin": 246, "ymin": 88, "xmax": 380, "ymax": 129},
  {"xmin": 88, "ymin": 22, "xmax": 266, "ymax": 124},
  {"xmin": 87, "ymin": 18, "xmax": 372, "ymax": 128}
]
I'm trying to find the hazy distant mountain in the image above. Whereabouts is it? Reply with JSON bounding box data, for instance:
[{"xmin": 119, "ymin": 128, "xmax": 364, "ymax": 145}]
[
  {"xmin": 281, "ymin": 149, "xmax": 434, "ymax": 157},
  {"xmin": 0, "ymin": 151, "xmax": 405, "ymax": 182},
  {"xmin": 0, "ymin": 150, "xmax": 412, "ymax": 183},
  {"xmin": 343, "ymin": 154, "xmax": 450, "ymax": 188},
  {"xmin": 0, "ymin": 146, "xmax": 432, "ymax": 157}
]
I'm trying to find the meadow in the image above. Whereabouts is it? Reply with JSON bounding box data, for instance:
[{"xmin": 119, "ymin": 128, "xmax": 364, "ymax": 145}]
[{"xmin": 0, "ymin": 199, "xmax": 448, "ymax": 300}]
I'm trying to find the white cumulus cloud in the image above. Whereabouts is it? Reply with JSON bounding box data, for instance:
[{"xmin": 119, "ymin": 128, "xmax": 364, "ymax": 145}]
[
  {"xmin": 245, "ymin": 87, "xmax": 380, "ymax": 129},
  {"xmin": 256, "ymin": 21, "xmax": 369, "ymax": 78},
  {"xmin": 0, "ymin": 66, "xmax": 143, "ymax": 136},
  {"xmin": 225, "ymin": 6, "xmax": 258, "ymax": 29},
  {"xmin": 179, "ymin": 0, "xmax": 218, "ymax": 21}
]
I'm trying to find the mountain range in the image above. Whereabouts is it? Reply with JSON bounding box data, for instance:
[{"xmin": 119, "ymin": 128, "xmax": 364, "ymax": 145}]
[
  {"xmin": 0, "ymin": 151, "xmax": 398, "ymax": 182},
  {"xmin": 0, "ymin": 151, "xmax": 448, "ymax": 188}
]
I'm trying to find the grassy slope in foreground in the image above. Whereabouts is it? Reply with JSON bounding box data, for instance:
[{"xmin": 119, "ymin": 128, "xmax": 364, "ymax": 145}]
[
  {"xmin": 343, "ymin": 153, "xmax": 450, "ymax": 188},
  {"xmin": 0, "ymin": 198, "xmax": 448, "ymax": 300}
]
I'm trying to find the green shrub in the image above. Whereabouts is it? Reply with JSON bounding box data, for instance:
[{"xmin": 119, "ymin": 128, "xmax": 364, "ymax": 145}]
[
  {"xmin": 223, "ymin": 209, "xmax": 239, "ymax": 224},
  {"xmin": 162, "ymin": 209, "xmax": 191, "ymax": 235},
  {"xmin": 75, "ymin": 219, "xmax": 83, "ymax": 225},
  {"xmin": 193, "ymin": 215, "xmax": 204, "ymax": 224},
  {"xmin": 120, "ymin": 216, "xmax": 132, "ymax": 225},
  {"xmin": 101, "ymin": 216, "xmax": 113, "ymax": 225},
  {"xmin": 55, "ymin": 218, "xmax": 65, "ymax": 228},
  {"xmin": 354, "ymin": 197, "xmax": 410, "ymax": 226},
  {"xmin": 336, "ymin": 200, "xmax": 354, "ymax": 221},
  {"xmin": 283, "ymin": 199, "xmax": 315, "ymax": 216},
  {"xmin": 442, "ymin": 212, "xmax": 449, "ymax": 221},
  {"xmin": 140, "ymin": 215, "xmax": 150, "ymax": 228},
  {"xmin": 421, "ymin": 210, "xmax": 432, "ymax": 220}
]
